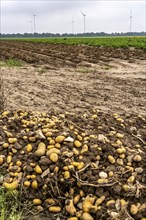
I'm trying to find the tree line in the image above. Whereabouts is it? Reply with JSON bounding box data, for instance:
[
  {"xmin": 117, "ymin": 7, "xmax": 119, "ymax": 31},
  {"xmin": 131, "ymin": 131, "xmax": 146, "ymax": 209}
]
[{"xmin": 0, "ymin": 32, "xmax": 145, "ymax": 38}]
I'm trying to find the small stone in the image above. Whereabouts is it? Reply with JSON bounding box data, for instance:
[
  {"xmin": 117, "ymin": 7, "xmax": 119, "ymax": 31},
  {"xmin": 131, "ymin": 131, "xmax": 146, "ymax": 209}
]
[{"xmin": 99, "ymin": 171, "xmax": 108, "ymax": 179}]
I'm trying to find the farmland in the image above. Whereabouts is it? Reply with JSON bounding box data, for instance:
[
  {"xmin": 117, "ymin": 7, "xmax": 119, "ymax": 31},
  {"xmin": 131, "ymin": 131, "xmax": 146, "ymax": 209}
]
[
  {"xmin": 0, "ymin": 38, "xmax": 146, "ymax": 220},
  {"xmin": 1, "ymin": 36, "xmax": 146, "ymax": 48}
]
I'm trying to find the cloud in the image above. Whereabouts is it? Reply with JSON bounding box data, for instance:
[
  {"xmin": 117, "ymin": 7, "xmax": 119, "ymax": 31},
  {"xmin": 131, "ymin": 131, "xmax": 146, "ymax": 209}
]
[{"xmin": 1, "ymin": 0, "xmax": 145, "ymax": 33}]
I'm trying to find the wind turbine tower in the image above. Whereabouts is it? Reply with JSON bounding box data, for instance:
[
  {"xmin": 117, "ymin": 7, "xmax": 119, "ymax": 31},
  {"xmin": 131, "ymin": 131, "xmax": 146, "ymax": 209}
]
[
  {"xmin": 27, "ymin": 20, "xmax": 33, "ymax": 34},
  {"xmin": 129, "ymin": 10, "xmax": 132, "ymax": 33},
  {"xmin": 33, "ymin": 14, "xmax": 36, "ymax": 33},
  {"xmin": 81, "ymin": 11, "xmax": 86, "ymax": 33},
  {"xmin": 69, "ymin": 17, "xmax": 74, "ymax": 34}
]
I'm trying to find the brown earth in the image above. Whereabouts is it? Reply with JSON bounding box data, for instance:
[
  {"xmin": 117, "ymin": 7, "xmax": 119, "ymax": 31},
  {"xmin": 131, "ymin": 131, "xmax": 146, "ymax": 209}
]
[{"xmin": 0, "ymin": 40, "xmax": 145, "ymax": 116}]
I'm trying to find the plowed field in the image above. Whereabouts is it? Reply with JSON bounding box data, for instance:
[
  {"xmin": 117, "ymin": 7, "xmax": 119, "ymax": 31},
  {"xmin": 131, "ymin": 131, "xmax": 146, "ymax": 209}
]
[
  {"xmin": 0, "ymin": 40, "xmax": 146, "ymax": 220},
  {"xmin": 0, "ymin": 40, "xmax": 146, "ymax": 115},
  {"xmin": 0, "ymin": 40, "xmax": 146, "ymax": 67}
]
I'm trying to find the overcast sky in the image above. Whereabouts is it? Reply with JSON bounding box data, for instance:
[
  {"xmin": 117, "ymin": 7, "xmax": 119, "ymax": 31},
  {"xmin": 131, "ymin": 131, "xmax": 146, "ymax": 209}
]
[{"xmin": 0, "ymin": 0, "xmax": 145, "ymax": 34}]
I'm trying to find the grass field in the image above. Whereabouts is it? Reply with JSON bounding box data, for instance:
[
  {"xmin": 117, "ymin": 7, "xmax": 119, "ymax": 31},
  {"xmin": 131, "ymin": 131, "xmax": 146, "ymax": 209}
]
[{"xmin": 2, "ymin": 36, "xmax": 146, "ymax": 48}]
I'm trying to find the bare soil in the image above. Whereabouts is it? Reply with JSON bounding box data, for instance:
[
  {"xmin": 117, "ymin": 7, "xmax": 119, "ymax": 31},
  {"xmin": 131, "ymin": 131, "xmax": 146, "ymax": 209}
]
[
  {"xmin": 0, "ymin": 40, "xmax": 145, "ymax": 115},
  {"xmin": 1, "ymin": 58, "xmax": 145, "ymax": 116}
]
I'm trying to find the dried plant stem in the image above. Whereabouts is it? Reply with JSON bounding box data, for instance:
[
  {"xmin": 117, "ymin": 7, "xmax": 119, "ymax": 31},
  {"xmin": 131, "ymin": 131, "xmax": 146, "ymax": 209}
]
[{"xmin": 0, "ymin": 73, "xmax": 6, "ymax": 113}]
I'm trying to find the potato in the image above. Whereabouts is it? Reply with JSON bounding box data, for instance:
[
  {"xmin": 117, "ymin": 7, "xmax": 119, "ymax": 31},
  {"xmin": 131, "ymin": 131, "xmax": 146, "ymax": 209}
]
[
  {"xmin": 74, "ymin": 140, "xmax": 82, "ymax": 148},
  {"xmin": 3, "ymin": 143, "xmax": 9, "ymax": 148},
  {"xmin": 64, "ymin": 171, "xmax": 70, "ymax": 179},
  {"xmin": 97, "ymin": 179, "xmax": 108, "ymax": 184},
  {"xmin": 49, "ymin": 206, "xmax": 61, "ymax": 213},
  {"xmin": 95, "ymin": 196, "xmax": 105, "ymax": 206},
  {"xmin": 35, "ymin": 165, "xmax": 42, "ymax": 174},
  {"xmin": 45, "ymin": 198, "xmax": 55, "ymax": 205},
  {"xmin": 108, "ymin": 155, "xmax": 115, "ymax": 164},
  {"xmin": 33, "ymin": 199, "xmax": 42, "ymax": 205},
  {"xmin": 26, "ymin": 144, "xmax": 32, "ymax": 153},
  {"xmin": 8, "ymin": 138, "xmax": 17, "ymax": 144},
  {"xmin": 7, "ymin": 155, "xmax": 12, "ymax": 164},
  {"xmin": 133, "ymin": 155, "xmax": 142, "ymax": 162},
  {"xmin": 35, "ymin": 142, "xmax": 46, "ymax": 157},
  {"xmin": 67, "ymin": 218, "xmax": 78, "ymax": 220},
  {"xmin": 55, "ymin": 135, "xmax": 65, "ymax": 143},
  {"xmin": 77, "ymin": 162, "xmax": 84, "ymax": 170},
  {"xmin": 31, "ymin": 180, "xmax": 38, "ymax": 189},
  {"xmin": 74, "ymin": 194, "xmax": 80, "ymax": 205},
  {"xmin": 16, "ymin": 161, "xmax": 22, "ymax": 167},
  {"xmin": 46, "ymin": 148, "xmax": 60, "ymax": 156},
  {"xmin": 3, "ymin": 181, "xmax": 18, "ymax": 190},
  {"xmin": 127, "ymin": 176, "xmax": 135, "ymax": 184},
  {"xmin": 24, "ymin": 181, "xmax": 31, "ymax": 187},
  {"xmin": 49, "ymin": 153, "xmax": 58, "ymax": 162},
  {"xmin": 106, "ymin": 200, "xmax": 115, "ymax": 207},
  {"xmin": 116, "ymin": 133, "xmax": 124, "ymax": 138},
  {"xmin": 0, "ymin": 157, "xmax": 4, "ymax": 165},
  {"xmin": 65, "ymin": 199, "xmax": 76, "ymax": 216},
  {"xmin": 82, "ymin": 213, "xmax": 94, "ymax": 220},
  {"xmin": 130, "ymin": 204, "xmax": 138, "ymax": 215},
  {"xmin": 82, "ymin": 195, "xmax": 95, "ymax": 212}
]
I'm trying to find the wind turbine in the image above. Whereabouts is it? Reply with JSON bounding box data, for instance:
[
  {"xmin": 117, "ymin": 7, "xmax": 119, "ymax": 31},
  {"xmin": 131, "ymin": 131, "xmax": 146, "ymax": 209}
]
[
  {"xmin": 128, "ymin": 10, "xmax": 132, "ymax": 33},
  {"xmin": 81, "ymin": 11, "xmax": 86, "ymax": 33},
  {"xmin": 33, "ymin": 14, "xmax": 36, "ymax": 33},
  {"xmin": 69, "ymin": 17, "xmax": 74, "ymax": 34},
  {"xmin": 26, "ymin": 20, "xmax": 33, "ymax": 34}
]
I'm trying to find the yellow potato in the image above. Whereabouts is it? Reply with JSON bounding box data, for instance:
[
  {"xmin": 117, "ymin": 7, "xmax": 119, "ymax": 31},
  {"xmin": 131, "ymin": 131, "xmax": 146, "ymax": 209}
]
[
  {"xmin": 55, "ymin": 135, "xmax": 65, "ymax": 143},
  {"xmin": 33, "ymin": 199, "xmax": 42, "ymax": 205},
  {"xmin": 49, "ymin": 153, "xmax": 59, "ymax": 162},
  {"xmin": 65, "ymin": 199, "xmax": 76, "ymax": 216},
  {"xmin": 82, "ymin": 213, "xmax": 94, "ymax": 220},
  {"xmin": 35, "ymin": 165, "xmax": 42, "ymax": 174},
  {"xmin": 35, "ymin": 142, "xmax": 46, "ymax": 157},
  {"xmin": 49, "ymin": 206, "xmax": 61, "ymax": 213}
]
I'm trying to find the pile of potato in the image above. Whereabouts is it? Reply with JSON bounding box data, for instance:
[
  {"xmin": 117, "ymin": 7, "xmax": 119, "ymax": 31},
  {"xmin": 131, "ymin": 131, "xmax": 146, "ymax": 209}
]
[{"xmin": 0, "ymin": 110, "xmax": 145, "ymax": 220}]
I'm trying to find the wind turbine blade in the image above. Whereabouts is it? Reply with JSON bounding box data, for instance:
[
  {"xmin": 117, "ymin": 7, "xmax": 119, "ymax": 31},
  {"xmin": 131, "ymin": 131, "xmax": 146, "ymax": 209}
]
[{"xmin": 81, "ymin": 11, "xmax": 84, "ymax": 16}]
